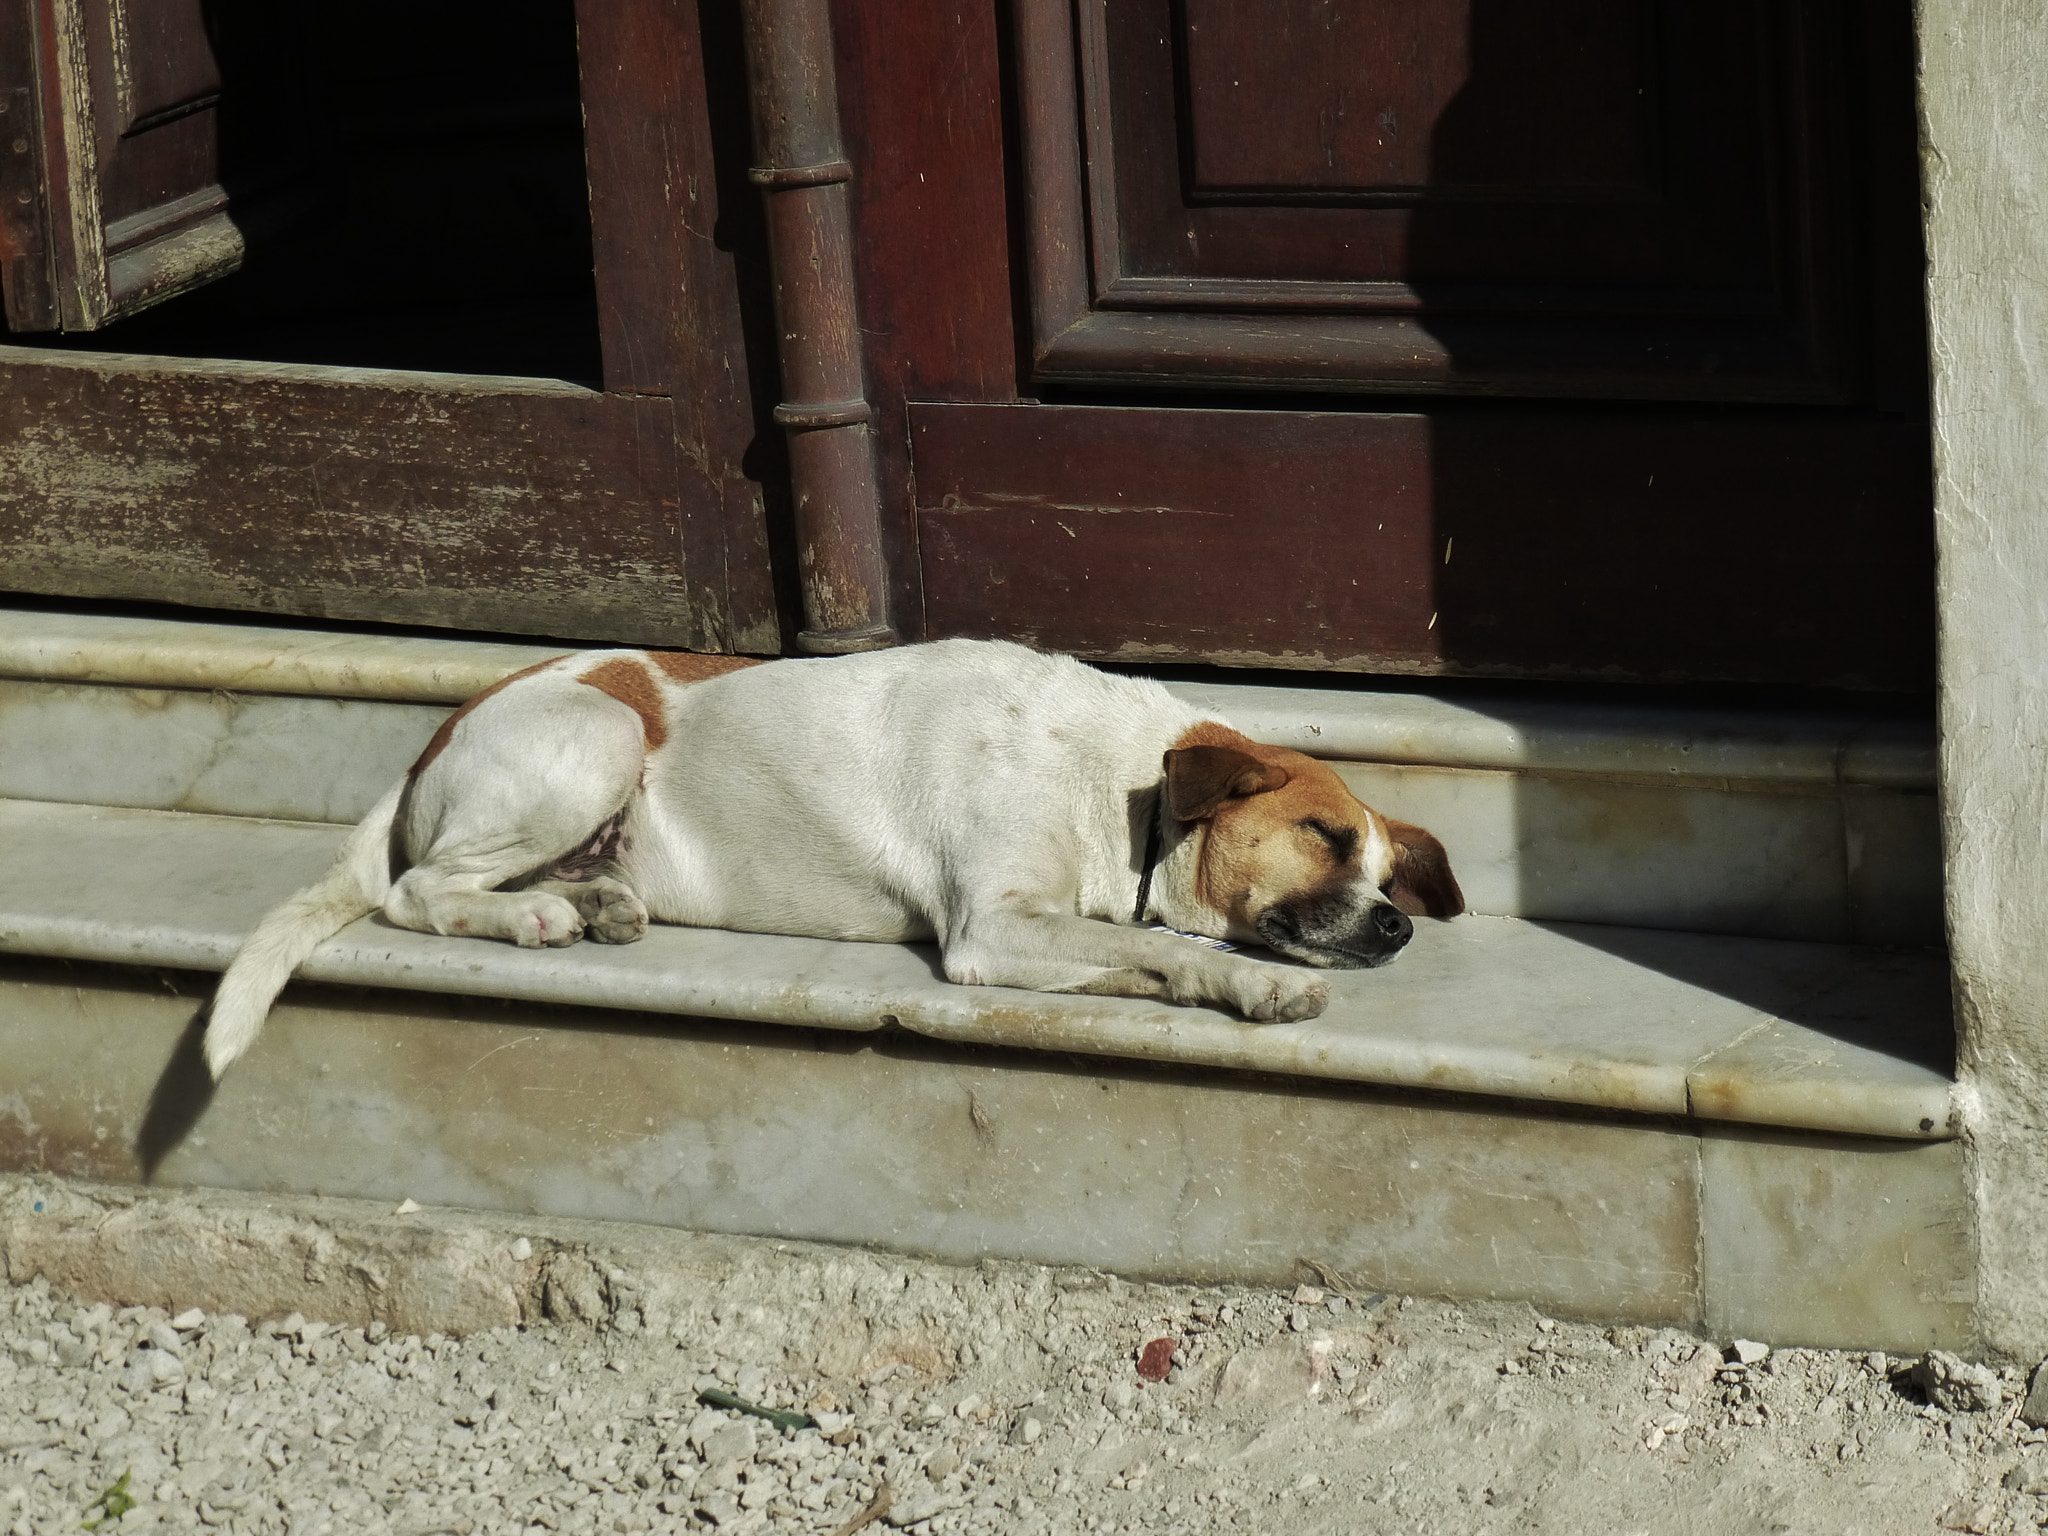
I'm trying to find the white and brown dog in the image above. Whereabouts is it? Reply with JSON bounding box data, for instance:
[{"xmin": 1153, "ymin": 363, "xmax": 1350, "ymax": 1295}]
[{"xmin": 203, "ymin": 639, "xmax": 1462, "ymax": 1078}]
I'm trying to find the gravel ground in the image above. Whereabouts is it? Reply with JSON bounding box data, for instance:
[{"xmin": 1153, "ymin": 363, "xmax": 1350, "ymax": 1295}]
[{"xmin": 4, "ymin": 1214, "xmax": 2046, "ymax": 1536}]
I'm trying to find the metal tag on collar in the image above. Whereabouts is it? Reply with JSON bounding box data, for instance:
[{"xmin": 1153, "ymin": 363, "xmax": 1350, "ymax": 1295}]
[{"xmin": 1148, "ymin": 923, "xmax": 1237, "ymax": 953}]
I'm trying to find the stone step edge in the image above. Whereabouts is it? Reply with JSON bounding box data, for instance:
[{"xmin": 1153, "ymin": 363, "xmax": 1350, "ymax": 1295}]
[
  {"xmin": 2, "ymin": 915, "xmax": 1960, "ymax": 1146},
  {"xmin": 0, "ymin": 607, "xmax": 1932, "ymax": 789},
  {"xmin": 0, "ymin": 801, "xmax": 1957, "ymax": 1144}
]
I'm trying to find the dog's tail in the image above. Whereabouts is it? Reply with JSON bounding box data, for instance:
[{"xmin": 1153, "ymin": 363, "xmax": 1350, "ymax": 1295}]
[{"xmin": 204, "ymin": 779, "xmax": 407, "ymax": 1080}]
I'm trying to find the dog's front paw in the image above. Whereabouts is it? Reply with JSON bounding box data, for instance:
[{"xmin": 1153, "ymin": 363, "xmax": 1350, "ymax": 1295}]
[
  {"xmin": 1234, "ymin": 966, "xmax": 1329, "ymax": 1023},
  {"xmin": 512, "ymin": 894, "xmax": 586, "ymax": 949}
]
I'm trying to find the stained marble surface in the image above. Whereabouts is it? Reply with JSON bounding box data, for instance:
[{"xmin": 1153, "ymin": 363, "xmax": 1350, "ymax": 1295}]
[
  {"xmin": 1165, "ymin": 680, "xmax": 1935, "ymax": 788},
  {"xmin": 0, "ymin": 679, "xmax": 445, "ymax": 824},
  {"xmin": 1331, "ymin": 761, "xmax": 1942, "ymax": 947},
  {"xmin": 2, "ymin": 964, "xmax": 1712, "ymax": 1322},
  {"xmin": 0, "ymin": 797, "xmax": 1956, "ymax": 1139},
  {"xmin": 1701, "ymin": 1130, "xmax": 1973, "ymax": 1351},
  {"xmin": 0, "ymin": 607, "xmax": 559, "ymax": 705},
  {"xmin": 0, "ymin": 605, "xmax": 1933, "ymax": 788},
  {"xmin": 0, "ymin": 672, "xmax": 1947, "ymax": 945}
]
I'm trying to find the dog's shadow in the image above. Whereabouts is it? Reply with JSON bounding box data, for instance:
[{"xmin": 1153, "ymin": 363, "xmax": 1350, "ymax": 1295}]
[{"xmin": 134, "ymin": 1007, "xmax": 217, "ymax": 1181}]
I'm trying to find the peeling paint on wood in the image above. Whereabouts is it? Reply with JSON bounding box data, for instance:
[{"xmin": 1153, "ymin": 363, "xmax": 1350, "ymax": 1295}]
[
  {"xmin": 575, "ymin": 0, "xmax": 783, "ymax": 653},
  {"xmin": 0, "ymin": 348, "xmax": 755, "ymax": 647}
]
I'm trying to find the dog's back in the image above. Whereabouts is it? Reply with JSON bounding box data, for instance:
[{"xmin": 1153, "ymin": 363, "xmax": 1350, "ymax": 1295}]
[{"xmin": 623, "ymin": 639, "xmax": 1202, "ymax": 942}]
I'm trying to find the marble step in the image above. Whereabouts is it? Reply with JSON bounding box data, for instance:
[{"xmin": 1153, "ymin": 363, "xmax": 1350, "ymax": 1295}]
[
  {"xmin": 0, "ymin": 797, "xmax": 1955, "ymax": 1141},
  {"xmin": 0, "ymin": 607, "xmax": 1942, "ymax": 946},
  {"xmin": 0, "ymin": 610, "xmax": 1966, "ymax": 1345}
]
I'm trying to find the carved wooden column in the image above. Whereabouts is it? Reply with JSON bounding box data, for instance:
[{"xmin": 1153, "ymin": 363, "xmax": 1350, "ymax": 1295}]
[{"xmin": 740, "ymin": 0, "xmax": 898, "ymax": 653}]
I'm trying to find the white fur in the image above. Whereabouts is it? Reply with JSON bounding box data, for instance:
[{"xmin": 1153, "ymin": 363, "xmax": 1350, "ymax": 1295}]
[
  {"xmin": 204, "ymin": 639, "xmax": 1336, "ymax": 1079},
  {"xmin": 202, "ymin": 779, "xmax": 406, "ymax": 1075}
]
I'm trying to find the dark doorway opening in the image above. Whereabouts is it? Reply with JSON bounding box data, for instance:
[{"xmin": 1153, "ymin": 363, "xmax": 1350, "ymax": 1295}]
[{"xmin": 8, "ymin": 0, "xmax": 602, "ymax": 383}]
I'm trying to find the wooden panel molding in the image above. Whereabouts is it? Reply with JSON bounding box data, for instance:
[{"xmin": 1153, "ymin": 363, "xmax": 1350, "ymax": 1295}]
[
  {"xmin": 1179, "ymin": 0, "xmax": 1655, "ymax": 206},
  {"xmin": 16, "ymin": 0, "xmax": 276, "ymax": 329},
  {"xmin": 1012, "ymin": 0, "xmax": 1908, "ymax": 403}
]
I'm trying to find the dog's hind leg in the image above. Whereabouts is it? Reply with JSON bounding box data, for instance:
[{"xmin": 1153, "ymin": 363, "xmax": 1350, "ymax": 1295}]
[
  {"xmin": 510, "ymin": 804, "xmax": 651, "ymax": 944},
  {"xmin": 521, "ymin": 876, "xmax": 649, "ymax": 944},
  {"xmin": 385, "ymin": 676, "xmax": 650, "ymax": 948}
]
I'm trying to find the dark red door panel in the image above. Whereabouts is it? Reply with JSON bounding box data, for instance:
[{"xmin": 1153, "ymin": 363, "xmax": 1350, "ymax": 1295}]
[
  {"xmin": 1015, "ymin": 0, "xmax": 1910, "ymax": 405},
  {"xmin": 913, "ymin": 403, "xmax": 1933, "ymax": 691}
]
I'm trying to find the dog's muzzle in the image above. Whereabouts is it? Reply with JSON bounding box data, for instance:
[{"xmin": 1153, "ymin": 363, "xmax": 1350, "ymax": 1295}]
[{"xmin": 1257, "ymin": 899, "xmax": 1412, "ymax": 969}]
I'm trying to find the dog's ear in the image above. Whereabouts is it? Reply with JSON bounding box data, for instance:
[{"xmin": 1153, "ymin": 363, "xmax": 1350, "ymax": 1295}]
[
  {"xmin": 1385, "ymin": 819, "xmax": 1465, "ymax": 918},
  {"xmin": 1163, "ymin": 744, "xmax": 1291, "ymax": 821}
]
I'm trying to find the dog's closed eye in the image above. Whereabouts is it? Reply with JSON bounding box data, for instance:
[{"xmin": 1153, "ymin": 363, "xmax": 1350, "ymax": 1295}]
[{"xmin": 1299, "ymin": 818, "xmax": 1358, "ymax": 863}]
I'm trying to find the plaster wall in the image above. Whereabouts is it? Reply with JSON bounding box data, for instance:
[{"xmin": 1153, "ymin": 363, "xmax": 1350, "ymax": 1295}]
[{"xmin": 1920, "ymin": 0, "xmax": 2048, "ymax": 1355}]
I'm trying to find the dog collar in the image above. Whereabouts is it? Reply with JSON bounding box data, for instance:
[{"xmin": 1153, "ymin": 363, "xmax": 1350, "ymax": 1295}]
[{"xmin": 1132, "ymin": 787, "xmax": 1165, "ymax": 924}]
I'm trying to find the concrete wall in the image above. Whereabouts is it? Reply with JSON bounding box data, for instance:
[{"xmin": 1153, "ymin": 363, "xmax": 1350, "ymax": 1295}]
[{"xmin": 1921, "ymin": 0, "xmax": 2048, "ymax": 1356}]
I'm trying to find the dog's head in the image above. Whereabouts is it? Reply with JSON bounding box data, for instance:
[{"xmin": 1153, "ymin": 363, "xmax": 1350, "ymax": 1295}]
[{"xmin": 1165, "ymin": 725, "xmax": 1463, "ymax": 968}]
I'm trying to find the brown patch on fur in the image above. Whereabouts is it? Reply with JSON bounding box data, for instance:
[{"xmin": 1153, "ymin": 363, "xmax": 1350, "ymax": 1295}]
[
  {"xmin": 1171, "ymin": 720, "xmax": 1264, "ymax": 756},
  {"xmin": 1385, "ymin": 818, "xmax": 1465, "ymax": 917},
  {"xmin": 648, "ymin": 651, "xmax": 765, "ymax": 685},
  {"xmin": 579, "ymin": 656, "xmax": 670, "ymax": 751},
  {"xmin": 1163, "ymin": 735, "xmax": 1292, "ymax": 822},
  {"xmin": 1167, "ymin": 722, "xmax": 1452, "ymax": 928},
  {"xmin": 408, "ymin": 651, "xmax": 755, "ymax": 779},
  {"xmin": 410, "ymin": 657, "xmax": 569, "ymax": 776}
]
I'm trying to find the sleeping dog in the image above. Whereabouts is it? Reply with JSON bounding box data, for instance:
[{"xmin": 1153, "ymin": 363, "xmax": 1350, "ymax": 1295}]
[{"xmin": 203, "ymin": 639, "xmax": 1462, "ymax": 1078}]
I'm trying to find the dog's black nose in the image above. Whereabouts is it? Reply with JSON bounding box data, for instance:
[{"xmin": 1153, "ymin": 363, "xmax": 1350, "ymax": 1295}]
[{"xmin": 1373, "ymin": 905, "xmax": 1413, "ymax": 945}]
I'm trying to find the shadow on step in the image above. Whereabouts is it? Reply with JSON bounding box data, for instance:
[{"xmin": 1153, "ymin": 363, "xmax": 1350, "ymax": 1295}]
[
  {"xmin": 1539, "ymin": 921, "xmax": 1954, "ymax": 1077},
  {"xmin": 135, "ymin": 1011, "xmax": 217, "ymax": 1181}
]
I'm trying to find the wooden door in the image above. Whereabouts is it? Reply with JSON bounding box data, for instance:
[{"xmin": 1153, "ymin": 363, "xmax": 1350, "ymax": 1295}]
[
  {"xmin": 0, "ymin": 0, "xmax": 783, "ymax": 653},
  {"xmin": 1024, "ymin": 0, "xmax": 1868, "ymax": 402},
  {"xmin": 865, "ymin": 0, "xmax": 1934, "ymax": 690},
  {"xmin": 0, "ymin": 0, "xmax": 306, "ymax": 331}
]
